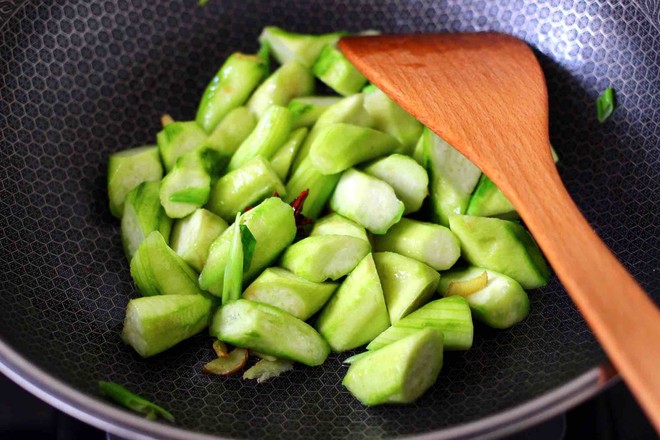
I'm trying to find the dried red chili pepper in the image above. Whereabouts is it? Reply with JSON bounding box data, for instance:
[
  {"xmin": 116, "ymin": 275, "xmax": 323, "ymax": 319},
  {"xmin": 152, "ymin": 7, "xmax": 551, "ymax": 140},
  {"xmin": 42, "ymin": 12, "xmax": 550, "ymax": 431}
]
[
  {"xmin": 246, "ymin": 190, "xmax": 311, "ymax": 234},
  {"xmin": 289, "ymin": 189, "xmax": 313, "ymax": 237}
]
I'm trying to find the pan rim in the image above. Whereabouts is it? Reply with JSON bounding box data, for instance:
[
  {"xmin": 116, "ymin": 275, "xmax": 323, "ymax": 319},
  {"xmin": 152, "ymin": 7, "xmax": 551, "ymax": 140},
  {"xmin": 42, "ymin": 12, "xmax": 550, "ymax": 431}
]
[{"xmin": 0, "ymin": 337, "xmax": 615, "ymax": 440}]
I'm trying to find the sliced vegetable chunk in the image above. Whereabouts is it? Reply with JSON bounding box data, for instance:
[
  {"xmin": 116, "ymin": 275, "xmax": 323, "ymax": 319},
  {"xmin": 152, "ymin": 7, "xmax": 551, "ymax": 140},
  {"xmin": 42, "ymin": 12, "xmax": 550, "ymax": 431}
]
[
  {"xmin": 363, "ymin": 88, "xmax": 423, "ymax": 153},
  {"xmin": 108, "ymin": 145, "xmax": 163, "ymax": 218},
  {"xmin": 206, "ymin": 156, "xmax": 286, "ymax": 222},
  {"xmin": 309, "ymin": 123, "xmax": 400, "ymax": 175},
  {"xmin": 363, "ymin": 154, "xmax": 429, "ymax": 214},
  {"xmin": 122, "ymin": 294, "xmax": 212, "ymax": 358},
  {"xmin": 203, "ymin": 106, "xmax": 257, "ymax": 157},
  {"xmin": 423, "ymin": 128, "xmax": 482, "ymax": 226},
  {"xmin": 367, "ymin": 297, "xmax": 473, "ymax": 351},
  {"xmin": 121, "ymin": 181, "xmax": 172, "ymax": 261},
  {"xmin": 247, "ymin": 61, "xmax": 315, "ymax": 118},
  {"xmin": 439, "ymin": 266, "xmax": 530, "ymax": 329},
  {"xmin": 285, "ymin": 155, "xmax": 341, "ymax": 219},
  {"xmin": 343, "ymin": 328, "xmax": 443, "ymax": 406},
  {"xmin": 196, "ymin": 53, "xmax": 267, "ymax": 132},
  {"xmin": 316, "ymin": 254, "xmax": 390, "ymax": 352},
  {"xmin": 310, "ymin": 212, "xmax": 369, "ymax": 242},
  {"xmin": 280, "ymin": 235, "xmax": 370, "ymax": 283},
  {"xmin": 313, "ymin": 45, "xmax": 367, "ymax": 96},
  {"xmin": 227, "ymin": 105, "xmax": 293, "ymax": 172},
  {"xmin": 159, "ymin": 150, "xmax": 212, "ymax": 219},
  {"xmin": 330, "ymin": 169, "xmax": 404, "ymax": 235},
  {"xmin": 466, "ymin": 173, "xmax": 519, "ymax": 219},
  {"xmin": 466, "ymin": 151, "xmax": 559, "ymax": 219},
  {"xmin": 448, "ymin": 214, "xmax": 550, "ymax": 289},
  {"xmin": 372, "ymin": 218, "xmax": 461, "ymax": 271},
  {"xmin": 342, "ymin": 351, "xmax": 371, "ymax": 364},
  {"xmin": 199, "ymin": 198, "xmax": 296, "ymax": 297},
  {"xmin": 259, "ymin": 27, "xmax": 345, "ymax": 68},
  {"xmin": 270, "ymin": 127, "xmax": 308, "ymax": 181},
  {"xmin": 412, "ymin": 133, "xmax": 425, "ymax": 165},
  {"xmin": 243, "ymin": 267, "xmax": 338, "ymax": 320},
  {"xmin": 289, "ymin": 96, "xmax": 342, "ymax": 128},
  {"xmin": 292, "ymin": 94, "xmax": 374, "ymax": 173},
  {"xmin": 210, "ymin": 299, "xmax": 330, "ymax": 366},
  {"xmin": 156, "ymin": 121, "xmax": 208, "ymax": 172},
  {"xmin": 373, "ymin": 252, "xmax": 440, "ymax": 324},
  {"xmin": 130, "ymin": 231, "xmax": 203, "ymax": 297},
  {"xmin": 170, "ymin": 209, "xmax": 228, "ymax": 272}
]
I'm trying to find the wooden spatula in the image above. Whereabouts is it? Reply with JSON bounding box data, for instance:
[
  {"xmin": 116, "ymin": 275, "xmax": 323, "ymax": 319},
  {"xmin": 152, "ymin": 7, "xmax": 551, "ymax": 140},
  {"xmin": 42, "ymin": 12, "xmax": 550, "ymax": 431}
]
[{"xmin": 339, "ymin": 32, "xmax": 660, "ymax": 431}]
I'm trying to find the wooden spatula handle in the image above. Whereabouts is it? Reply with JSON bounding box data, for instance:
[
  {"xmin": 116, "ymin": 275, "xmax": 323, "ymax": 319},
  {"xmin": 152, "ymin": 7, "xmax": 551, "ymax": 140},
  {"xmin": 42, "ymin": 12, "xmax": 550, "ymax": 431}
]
[
  {"xmin": 339, "ymin": 33, "xmax": 660, "ymax": 430},
  {"xmin": 504, "ymin": 153, "xmax": 660, "ymax": 431}
]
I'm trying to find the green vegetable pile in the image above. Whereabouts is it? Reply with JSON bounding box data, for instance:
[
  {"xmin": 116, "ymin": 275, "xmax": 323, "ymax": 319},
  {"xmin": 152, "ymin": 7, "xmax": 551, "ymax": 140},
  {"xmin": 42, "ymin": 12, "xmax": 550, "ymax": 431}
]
[{"xmin": 106, "ymin": 26, "xmax": 552, "ymax": 410}]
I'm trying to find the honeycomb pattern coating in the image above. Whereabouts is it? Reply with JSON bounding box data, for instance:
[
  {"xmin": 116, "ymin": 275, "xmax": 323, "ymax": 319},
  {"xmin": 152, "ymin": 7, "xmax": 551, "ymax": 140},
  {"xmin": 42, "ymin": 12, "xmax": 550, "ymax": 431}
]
[{"xmin": 0, "ymin": 0, "xmax": 658, "ymax": 438}]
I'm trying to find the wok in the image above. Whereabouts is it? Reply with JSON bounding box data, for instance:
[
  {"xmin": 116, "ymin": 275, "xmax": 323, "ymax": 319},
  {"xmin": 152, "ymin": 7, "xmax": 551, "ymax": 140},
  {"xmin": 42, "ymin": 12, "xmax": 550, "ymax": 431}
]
[{"xmin": 0, "ymin": 1, "xmax": 658, "ymax": 439}]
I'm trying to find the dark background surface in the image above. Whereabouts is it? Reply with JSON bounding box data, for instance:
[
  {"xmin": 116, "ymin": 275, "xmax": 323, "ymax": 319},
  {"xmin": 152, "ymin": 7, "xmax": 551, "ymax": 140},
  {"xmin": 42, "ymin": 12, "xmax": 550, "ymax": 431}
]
[{"xmin": 0, "ymin": 372, "xmax": 656, "ymax": 439}]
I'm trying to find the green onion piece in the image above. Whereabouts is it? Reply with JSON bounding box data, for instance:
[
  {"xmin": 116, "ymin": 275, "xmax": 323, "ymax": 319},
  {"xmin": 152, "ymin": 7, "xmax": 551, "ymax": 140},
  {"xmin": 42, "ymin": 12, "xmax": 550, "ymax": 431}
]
[
  {"xmin": 98, "ymin": 381, "xmax": 174, "ymax": 422},
  {"xmin": 240, "ymin": 224, "xmax": 256, "ymax": 272},
  {"xmin": 197, "ymin": 0, "xmax": 208, "ymax": 5},
  {"xmin": 222, "ymin": 213, "xmax": 244, "ymax": 305},
  {"xmin": 596, "ymin": 87, "xmax": 615, "ymax": 123},
  {"xmin": 257, "ymin": 41, "xmax": 271, "ymax": 74}
]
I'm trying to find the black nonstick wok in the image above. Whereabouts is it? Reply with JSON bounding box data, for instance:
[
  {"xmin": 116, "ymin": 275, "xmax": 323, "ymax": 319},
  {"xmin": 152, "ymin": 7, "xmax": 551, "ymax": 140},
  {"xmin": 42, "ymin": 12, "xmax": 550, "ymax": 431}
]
[{"xmin": 0, "ymin": 1, "xmax": 658, "ymax": 439}]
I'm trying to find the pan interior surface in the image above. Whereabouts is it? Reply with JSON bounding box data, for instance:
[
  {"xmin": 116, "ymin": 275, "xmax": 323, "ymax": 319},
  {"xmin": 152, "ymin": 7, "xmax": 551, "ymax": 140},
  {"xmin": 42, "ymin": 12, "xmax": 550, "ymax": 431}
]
[{"xmin": 0, "ymin": 1, "xmax": 658, "ymax": 438}]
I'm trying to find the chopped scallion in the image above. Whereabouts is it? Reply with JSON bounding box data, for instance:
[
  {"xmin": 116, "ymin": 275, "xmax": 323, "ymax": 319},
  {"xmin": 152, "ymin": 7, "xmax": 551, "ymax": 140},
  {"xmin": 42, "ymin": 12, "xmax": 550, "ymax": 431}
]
[
  {"xmin": 240, "ymin": 224, "xmax": 256, "ymax": 272},
  {"xmin": 222, "ymin": 213, "xmax": 244, "ymax": 305},
  {"xmin": 596, "ymin": 87, "xmax": 615, "ymax": 123},
  {"xmin": 257, "ymin": 41, "xmax": 271, "ymax": 74},
  {"xmin": 99, "ymin": 381, "xmax": 174, "ymax": 422}
]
